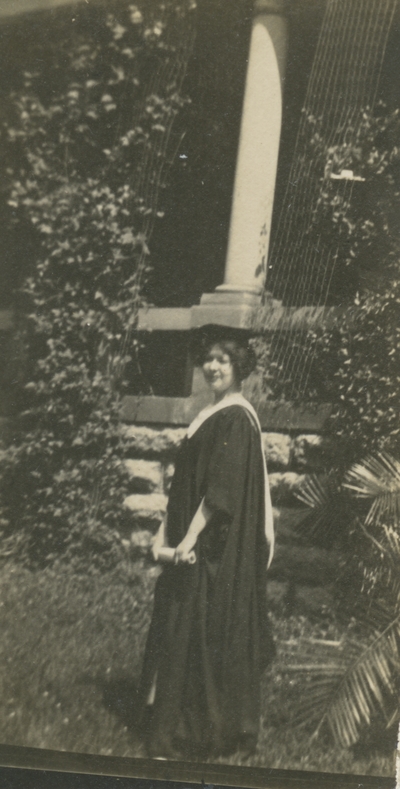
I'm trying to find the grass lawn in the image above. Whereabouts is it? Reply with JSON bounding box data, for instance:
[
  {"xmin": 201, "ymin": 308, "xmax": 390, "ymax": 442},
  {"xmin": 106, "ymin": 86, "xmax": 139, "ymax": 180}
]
[{"xmin": 0, "ymin": 559, "xmax": 395, "ymax": 776}]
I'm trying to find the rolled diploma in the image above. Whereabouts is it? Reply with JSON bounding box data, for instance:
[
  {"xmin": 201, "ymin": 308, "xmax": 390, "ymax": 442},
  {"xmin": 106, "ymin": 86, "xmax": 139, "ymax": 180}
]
[{"xmin": 154, "ymin": 546, "xmax": 196, "ymax": 565}]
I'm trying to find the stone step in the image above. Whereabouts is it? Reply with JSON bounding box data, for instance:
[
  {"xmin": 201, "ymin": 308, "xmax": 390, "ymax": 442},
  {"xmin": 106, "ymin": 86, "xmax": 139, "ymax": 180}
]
[
  {"xmin": 125, "ymin": 528, "xmax": 154, "ymax": 560},
  {"xmin": 124, "ymin": 425, "xmax": 186, "ymax": 457},
  {"xmin": 124, "ymin": 459, "xmax": 163, "ymax": 493},
  {"xmin": 268, "ymin": 472, "xmax": 306, "ymax": 505},
  {"xmin": 263, "ymin": 432, "xmax": 291, "ymax": 469},
  {"xmin": 292, "ymin": 434, "xmax": 337, "ymax": 471},
  {"xmin": 124, "ymin": 493, "xmax": 167, "ymax": 530}
]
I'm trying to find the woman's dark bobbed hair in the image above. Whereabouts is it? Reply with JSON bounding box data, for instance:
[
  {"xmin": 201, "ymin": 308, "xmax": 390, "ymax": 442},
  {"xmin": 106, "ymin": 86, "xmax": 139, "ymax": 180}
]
[{"xmin": 191, "ymin": 325, "xmax": 257, "ymax": 383}]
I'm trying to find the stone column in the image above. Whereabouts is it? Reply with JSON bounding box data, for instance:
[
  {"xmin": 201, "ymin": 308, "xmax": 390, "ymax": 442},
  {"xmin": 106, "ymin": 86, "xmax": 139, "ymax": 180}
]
[{"xmin": 192, "ymin": 0, "xmax": 287, "ymax": 328}]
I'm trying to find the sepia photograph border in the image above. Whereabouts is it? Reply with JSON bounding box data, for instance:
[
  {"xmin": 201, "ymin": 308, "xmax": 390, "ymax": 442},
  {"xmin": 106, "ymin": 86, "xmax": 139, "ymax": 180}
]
[
  {"xmin": 0, "ymin": 0, "xmax": 399, "ymax": 786},
  {"xmin": 0, "ymin": 743, "xmax": 397, "ymax": 789}
]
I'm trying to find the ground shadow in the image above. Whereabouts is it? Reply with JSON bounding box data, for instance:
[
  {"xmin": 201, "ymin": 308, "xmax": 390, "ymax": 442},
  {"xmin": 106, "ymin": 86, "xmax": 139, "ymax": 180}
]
[
  {"xmin": 102, "ymin": 677, "xmax": 140, "ymax": 731},
  {"xmin": 81, "ymin": 674, "xmax": 140, "ymax": 732}
]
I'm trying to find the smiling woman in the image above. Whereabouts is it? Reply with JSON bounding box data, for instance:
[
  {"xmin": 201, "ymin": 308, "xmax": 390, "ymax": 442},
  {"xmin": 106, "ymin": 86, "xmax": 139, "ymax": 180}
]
[
  {"xmin": 136, "ymin": 326, "xmax": 275, "ymax": 761},
  {"xmin": 202, "ymin": 344, "xmax": 239, "ymax": 400},
  {"xmin": 202, "ymin": 340, "xmax": 257, "ymax": 402}
]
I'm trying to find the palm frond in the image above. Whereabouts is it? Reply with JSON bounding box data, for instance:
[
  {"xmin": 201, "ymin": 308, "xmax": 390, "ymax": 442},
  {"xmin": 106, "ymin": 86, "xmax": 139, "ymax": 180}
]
[
  {"xmin": 283, "ymin": 615, "xmax": 400, "ymax": 747},
  {"xmin": 295, "ymin": 474, "xmax": 331, "ymax": 511},
  {"xmin": 386, "ymin": 704, "xmax": 400, "ymax": 729},
  {"xmin": 294, "ymin": 474, "xmax": 350, "ymax": 543},
  {"xmin": 290, "ymin": 452, "xmax": 400, "ymax": 747},
  {"xmin": 344, "ymin": 453, "xmax": 400, "ymax": 526}
]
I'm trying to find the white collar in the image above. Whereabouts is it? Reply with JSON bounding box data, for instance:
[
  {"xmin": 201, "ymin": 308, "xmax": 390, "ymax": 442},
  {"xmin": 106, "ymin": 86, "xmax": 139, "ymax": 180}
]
[{"xmin": 187, "ymin": 392, "xmax": 261, "ymax": 439}]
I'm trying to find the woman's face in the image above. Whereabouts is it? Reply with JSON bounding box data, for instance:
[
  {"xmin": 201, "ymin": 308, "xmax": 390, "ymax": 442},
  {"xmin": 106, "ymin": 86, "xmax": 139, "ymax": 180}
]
[{"xmin": 202, "ymin": 343, "xmax": 239, "ymax": 399}]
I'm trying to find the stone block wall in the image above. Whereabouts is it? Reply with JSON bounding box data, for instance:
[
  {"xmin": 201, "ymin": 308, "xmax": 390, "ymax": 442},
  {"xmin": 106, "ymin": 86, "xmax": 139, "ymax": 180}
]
[{"xmin": 122, "ymin": 425, "xmax": 341, "ymax": 615}]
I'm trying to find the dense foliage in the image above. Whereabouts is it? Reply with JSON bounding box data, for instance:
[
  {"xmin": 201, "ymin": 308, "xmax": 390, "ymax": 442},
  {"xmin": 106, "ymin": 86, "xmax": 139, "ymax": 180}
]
[
  {"xmin": 305, "ymin": 107, "xmax": 400, "ymax": 457},
  {"xmin": 256, "ymin": 106, "xmax": 400, "ymax": 460},
  {"xmin": 0, "ymin": 0, "xmax": 195, "ymax": 567},
  {"xmin": 304, "ymin": 281, "xmax": 400, "ymax": 458}
]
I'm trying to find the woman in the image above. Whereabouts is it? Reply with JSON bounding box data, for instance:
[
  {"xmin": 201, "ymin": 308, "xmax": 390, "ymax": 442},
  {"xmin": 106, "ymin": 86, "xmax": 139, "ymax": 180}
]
[{"xmin": 137, "ymin": 327, "xmax": 275, "ymax": 760}]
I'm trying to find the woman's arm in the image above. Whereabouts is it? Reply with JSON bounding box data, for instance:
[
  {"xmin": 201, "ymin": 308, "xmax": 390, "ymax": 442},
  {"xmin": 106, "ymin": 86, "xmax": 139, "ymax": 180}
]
[
  {"xmin": 174, "ymin": 498, "xmax": 212, "ymax": 563},
  {"xmin": 264, "ymin": 480, "xmax": 275, "ymax": 569},
  {"xmin": 266, "ymin": 517, "xmax": 275, "ymax": 570},
  {"xmin": 151, "ymin": 515, "xmax": 168, "ymax": 561}
]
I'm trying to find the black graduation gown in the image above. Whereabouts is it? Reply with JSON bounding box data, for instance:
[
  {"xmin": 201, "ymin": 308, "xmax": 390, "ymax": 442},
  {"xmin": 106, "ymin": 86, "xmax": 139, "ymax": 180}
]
[{"xmin": 137, "ymin": 404, "xmax": 275, "ymax": 754}]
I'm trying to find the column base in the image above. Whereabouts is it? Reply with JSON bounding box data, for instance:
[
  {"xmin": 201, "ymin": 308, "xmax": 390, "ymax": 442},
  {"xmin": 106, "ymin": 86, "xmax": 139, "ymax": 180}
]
[
  {"xmin": 191, "ymin": 288, "xmax": 268, "ymax": 330},
  {"xmin": 136, "ymin": 292, "xmax": 288, "ymax": 333},
  {"xmin": 191, "ymin": 288, "xmax": 279, "ymax": 329}
]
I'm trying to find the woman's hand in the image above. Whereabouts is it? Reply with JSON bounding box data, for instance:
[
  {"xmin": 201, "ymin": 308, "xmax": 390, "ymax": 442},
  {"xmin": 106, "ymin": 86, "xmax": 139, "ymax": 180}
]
[{"xmin": 174, "ymin": 533, "xmax": 197, "ymax": 564}]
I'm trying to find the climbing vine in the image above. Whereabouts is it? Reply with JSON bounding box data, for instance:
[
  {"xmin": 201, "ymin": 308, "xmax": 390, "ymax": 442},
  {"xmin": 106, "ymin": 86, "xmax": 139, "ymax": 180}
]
[{"xmin": 0, "ymin": 0, "xmax": 196, "ymax": 567}]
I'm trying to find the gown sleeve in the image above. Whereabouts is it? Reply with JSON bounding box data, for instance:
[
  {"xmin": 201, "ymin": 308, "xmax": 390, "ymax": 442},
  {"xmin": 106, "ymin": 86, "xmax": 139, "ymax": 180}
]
[{"xmin": 203, "ymin": 407, "xmax": 257, "ymax": 520}]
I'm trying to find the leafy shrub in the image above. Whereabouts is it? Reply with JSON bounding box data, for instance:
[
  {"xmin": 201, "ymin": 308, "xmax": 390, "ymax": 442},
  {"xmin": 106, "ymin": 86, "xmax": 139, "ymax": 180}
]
[
  {"xmin": 0, "ymin": 0, "xmax": 196, "ymax": 568},
  {"xmin": 304, "ymin": 281, "xmax": 400, "ymax": 459},
  {"xmin": 255, "ymin": 106, "xmax": 400, "ymax": 461}
]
